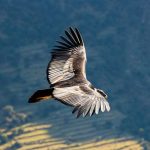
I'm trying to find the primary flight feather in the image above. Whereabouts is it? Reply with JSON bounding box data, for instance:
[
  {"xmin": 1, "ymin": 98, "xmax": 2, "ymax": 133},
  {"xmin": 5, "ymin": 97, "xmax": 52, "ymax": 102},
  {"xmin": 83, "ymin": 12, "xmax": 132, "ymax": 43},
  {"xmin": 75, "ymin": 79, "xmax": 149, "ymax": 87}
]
[{"xmin": 29, "ymin": 27, "xmax": 110, "ymax": 118}]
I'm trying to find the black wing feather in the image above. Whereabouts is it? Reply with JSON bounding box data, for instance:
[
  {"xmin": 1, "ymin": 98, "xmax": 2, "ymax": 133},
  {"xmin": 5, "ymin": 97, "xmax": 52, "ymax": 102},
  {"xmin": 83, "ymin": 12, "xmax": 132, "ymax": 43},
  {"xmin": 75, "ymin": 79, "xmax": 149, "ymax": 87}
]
[
  {"xmin": 47, "ymin": 27, "xmax": 86, "ymax": 84},
  {"xmin": 69, "ymin": 27, "xmax": 80, "ymax": 45},
  {"xmin": 54, "ymin": 45, "xmax": 69, "ymax": 49},
  {"xmin": 75, "ymin": 28, "xmax": 83, "ymax": 46},
  {"xmin": 60, "ymin": 36, "xmax": 74, "ymax": 47},
  {"xmin": 52, "ymin": 27, "xmax": 84, "ymax": 52},
  {"xmin": 65, "ymin": 30, "xmax": 78, "ymax": 46},
  {"xmin": 56, "ymin": 41, "xmax": 71, "ymax": 48}
]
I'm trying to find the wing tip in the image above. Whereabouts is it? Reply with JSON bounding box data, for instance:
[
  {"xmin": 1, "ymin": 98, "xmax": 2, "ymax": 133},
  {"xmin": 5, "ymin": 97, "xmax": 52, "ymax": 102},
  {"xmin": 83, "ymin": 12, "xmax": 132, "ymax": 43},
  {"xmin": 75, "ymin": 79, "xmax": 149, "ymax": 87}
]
[
  {"xmin": 51, "ymin": 27, "xmax": 84, "ymax": 54},
  {"xmin": 72, "ymin": 99, "xmax": 110, "ymax": 118},
  {"xmin": 60, "ymin": 27, "xmax": 83, "ymax": 46}
]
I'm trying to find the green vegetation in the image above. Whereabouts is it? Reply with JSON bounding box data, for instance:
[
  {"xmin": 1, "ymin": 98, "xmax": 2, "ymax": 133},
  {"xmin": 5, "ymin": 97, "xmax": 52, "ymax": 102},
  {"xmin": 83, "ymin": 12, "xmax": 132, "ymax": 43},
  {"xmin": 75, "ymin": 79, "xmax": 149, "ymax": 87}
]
[
  {"xmin": 9, "ymin": 141, "xmax": 22, "ymax": 150},
  {"xmin": 1, "ymin": 105, "xmax": 29, "ymax": 128},
  {"xmin": 0, "ymin": 134, "xmax": 9, "ymax": 144}
]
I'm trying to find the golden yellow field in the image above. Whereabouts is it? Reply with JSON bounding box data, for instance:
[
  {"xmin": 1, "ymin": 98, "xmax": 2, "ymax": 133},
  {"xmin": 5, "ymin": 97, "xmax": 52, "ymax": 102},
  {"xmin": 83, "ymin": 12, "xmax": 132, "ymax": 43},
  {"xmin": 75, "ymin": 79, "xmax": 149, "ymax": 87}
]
[{"xmin": 0, "ymin": 107, "xmax": 144, "ymax": 150}]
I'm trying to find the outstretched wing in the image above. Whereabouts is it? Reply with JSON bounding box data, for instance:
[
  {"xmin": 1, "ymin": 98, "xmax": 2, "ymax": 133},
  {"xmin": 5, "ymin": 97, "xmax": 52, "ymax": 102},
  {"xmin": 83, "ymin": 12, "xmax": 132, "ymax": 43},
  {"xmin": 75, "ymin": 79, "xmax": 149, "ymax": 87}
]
[
  {"xmin": 47, "ymin": 27, "xmax": 87, "ymax": 85},
  {"xmin": 53, "ymin": 86, "xmax": 110, "ymax": 118}
]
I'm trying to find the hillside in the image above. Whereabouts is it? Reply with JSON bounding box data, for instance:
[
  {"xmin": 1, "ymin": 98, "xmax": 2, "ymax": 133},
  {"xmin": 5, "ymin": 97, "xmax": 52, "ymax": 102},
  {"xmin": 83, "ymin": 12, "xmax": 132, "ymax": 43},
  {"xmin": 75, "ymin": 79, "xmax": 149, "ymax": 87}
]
[{"xmin": 0, "ymin": 105, "xmax": 145, "ymax": 150}]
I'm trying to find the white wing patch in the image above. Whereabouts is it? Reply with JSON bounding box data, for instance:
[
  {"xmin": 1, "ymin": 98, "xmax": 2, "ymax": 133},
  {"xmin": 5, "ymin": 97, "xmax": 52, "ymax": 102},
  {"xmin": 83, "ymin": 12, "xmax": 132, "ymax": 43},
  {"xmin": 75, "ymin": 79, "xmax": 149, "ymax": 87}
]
[
  {"xmin": 48, "ymin": 58, "xmax": 74, "ymax": 84},
  {"xmin": 53, "ymin": 86, "xmax": 110, "ymax": 118}
]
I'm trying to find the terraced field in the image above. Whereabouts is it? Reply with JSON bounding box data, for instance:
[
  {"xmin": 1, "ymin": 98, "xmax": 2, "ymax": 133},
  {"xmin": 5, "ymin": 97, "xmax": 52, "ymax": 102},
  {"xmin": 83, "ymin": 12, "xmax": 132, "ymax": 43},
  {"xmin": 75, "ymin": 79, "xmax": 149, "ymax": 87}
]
[{"xmin": 0, "ymin": 107, "xmax": 144, "ymax": 150}]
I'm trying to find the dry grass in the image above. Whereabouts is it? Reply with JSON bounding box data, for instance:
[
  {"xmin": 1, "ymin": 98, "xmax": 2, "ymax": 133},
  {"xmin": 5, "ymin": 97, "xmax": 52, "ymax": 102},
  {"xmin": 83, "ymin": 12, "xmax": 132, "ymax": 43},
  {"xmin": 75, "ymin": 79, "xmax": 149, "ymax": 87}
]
[{"xmin": 0, "ymin": 108, "xmax": 144, "ymax": 150}]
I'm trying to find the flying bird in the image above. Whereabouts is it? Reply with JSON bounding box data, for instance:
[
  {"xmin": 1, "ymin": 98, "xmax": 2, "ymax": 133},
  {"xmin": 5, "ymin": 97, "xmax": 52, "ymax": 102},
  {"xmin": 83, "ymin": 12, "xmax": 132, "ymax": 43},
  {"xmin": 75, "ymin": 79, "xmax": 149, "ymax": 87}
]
[{"xmin": 29, "ymin": 27, "xmax": 110, "ymax": 118}]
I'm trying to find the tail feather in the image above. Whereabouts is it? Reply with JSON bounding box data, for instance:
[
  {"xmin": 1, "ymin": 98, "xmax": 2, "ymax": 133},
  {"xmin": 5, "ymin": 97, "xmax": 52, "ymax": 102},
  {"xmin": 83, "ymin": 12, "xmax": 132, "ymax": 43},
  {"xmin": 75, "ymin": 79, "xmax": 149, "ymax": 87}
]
[{"xmin": 28, "ymin": 89, "xmax": 53, "ymax": 103}]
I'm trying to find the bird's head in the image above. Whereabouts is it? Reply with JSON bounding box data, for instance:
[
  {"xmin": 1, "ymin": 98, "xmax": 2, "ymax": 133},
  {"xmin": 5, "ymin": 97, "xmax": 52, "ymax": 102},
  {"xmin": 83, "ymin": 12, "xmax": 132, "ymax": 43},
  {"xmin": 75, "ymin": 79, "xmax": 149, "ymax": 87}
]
[{"xmin": 97, "ymin": 89, "xmax": 108, "ymax": 99}]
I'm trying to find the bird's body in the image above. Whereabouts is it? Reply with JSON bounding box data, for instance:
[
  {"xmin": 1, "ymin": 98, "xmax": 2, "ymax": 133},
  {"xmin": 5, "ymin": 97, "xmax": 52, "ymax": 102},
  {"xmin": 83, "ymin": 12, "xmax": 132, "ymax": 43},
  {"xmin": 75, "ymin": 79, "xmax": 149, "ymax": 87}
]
[{"xmin": 29, "ymin": 27, "xmax": 110, "ymax": 118}]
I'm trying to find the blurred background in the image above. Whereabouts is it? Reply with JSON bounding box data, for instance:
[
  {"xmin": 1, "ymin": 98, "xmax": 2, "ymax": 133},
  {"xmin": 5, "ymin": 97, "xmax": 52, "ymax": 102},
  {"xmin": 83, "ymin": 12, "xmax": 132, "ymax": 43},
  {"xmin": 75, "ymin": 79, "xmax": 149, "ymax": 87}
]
[{"xmin": 0, "ymin": 0, "xmax": 150, "ymax": 149}]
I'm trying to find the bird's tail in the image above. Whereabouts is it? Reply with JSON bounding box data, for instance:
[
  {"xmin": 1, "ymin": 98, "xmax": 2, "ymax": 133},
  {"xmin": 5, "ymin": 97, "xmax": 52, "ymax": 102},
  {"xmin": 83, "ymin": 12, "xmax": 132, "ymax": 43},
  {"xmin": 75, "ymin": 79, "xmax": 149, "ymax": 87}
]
[{"xmin": 28, "ymin": 88, "xmax": 53, "ymax": 103}]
